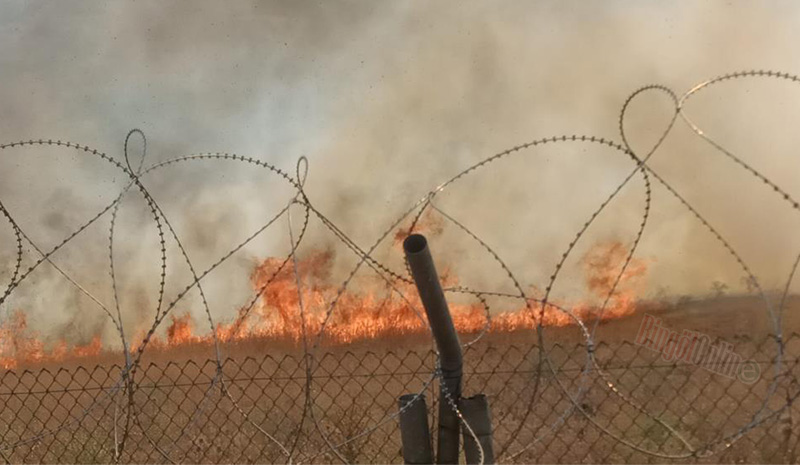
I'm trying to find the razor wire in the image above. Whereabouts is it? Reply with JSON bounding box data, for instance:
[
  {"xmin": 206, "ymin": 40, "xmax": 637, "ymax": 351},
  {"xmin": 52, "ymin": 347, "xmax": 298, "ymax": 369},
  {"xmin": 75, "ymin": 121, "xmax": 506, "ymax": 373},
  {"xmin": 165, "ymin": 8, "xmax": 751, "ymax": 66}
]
[{"xmin": 0, "ymin": 70, "xmax": 799, "ymax": 463}]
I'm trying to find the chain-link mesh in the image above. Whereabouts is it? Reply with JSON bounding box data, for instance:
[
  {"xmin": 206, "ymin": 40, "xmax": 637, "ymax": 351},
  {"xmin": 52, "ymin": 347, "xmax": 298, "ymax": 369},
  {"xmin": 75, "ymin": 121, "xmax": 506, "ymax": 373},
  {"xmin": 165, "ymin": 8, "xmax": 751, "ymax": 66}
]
[{"xmin": 1, "ymin": 332, "xmax": 797, "ymax": 464}]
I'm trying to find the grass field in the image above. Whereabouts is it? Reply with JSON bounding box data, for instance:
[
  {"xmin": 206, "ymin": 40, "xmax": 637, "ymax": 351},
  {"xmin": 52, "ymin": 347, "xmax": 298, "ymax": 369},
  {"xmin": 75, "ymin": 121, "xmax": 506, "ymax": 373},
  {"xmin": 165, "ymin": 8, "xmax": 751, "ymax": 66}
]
[{"xmin": 1, "ymin": 296, "xmax": 799, "ymax": 463}]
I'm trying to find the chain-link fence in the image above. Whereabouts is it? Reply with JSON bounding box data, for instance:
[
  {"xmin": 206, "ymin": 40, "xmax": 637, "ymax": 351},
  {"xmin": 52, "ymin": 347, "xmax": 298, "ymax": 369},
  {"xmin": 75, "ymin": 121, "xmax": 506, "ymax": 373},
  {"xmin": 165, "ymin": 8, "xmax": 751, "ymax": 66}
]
[{"xmin": 1, "ymin": 332, "xmax": 798, "ymax": 464}]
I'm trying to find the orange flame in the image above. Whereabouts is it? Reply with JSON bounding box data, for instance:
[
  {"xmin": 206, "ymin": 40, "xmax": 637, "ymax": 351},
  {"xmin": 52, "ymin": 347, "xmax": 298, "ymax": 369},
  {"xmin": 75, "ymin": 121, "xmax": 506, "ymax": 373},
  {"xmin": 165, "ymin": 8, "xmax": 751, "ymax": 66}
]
[
  {"xmin": 210, "ymin": 238, "xmax": 646, "ymax": 344},
  {"xmin": 0, "ymin": 239, "xmax": 647, "ymax": 368},
  {"xmin": 0, "ymin": 311, "xmax": 102, "ymax": 369}
]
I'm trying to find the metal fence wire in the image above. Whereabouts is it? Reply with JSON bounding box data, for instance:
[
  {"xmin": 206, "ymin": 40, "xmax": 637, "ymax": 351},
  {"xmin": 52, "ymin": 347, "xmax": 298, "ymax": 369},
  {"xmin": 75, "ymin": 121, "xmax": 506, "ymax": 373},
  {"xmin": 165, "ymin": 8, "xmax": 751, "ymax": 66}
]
[
  {"xmin": 3, "ymin": 70, "xmax": 800, "ymax": 464},
  {"xmin": 0, "ymin": 333, "xmax": 798, "ymax": 464}
]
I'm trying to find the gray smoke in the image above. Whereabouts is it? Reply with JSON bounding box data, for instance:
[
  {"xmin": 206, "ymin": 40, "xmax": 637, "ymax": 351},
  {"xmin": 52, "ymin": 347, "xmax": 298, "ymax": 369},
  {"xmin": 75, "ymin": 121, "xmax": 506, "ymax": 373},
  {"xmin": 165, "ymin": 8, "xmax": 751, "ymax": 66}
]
[{"xmin": 2, "ymin": 1, "xmax": 800, "ymax": 347}]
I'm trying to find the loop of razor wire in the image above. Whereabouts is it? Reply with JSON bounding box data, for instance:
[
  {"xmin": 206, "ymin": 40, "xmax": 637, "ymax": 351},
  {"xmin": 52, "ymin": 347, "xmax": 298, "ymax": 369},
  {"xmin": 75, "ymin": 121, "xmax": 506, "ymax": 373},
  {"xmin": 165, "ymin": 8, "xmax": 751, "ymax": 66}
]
[
  {"xmin": 577, "ymin": 84, "xmax": 696, "ymax": 452},
  {"xmin": 416, "ymin": 75, "xmax": 785, "ymax": 459},
  {"xmin": 122, "ymin": 152, "xmax": 302, "ymax": 459},
  {"xmin": 671, "ymin": 69, "xmax": 800, "ymax": 455},
  {"xmin": 0, "ymin": 139, "xmax": 165, "ymax": 453},
  {"xmin": 420, "ymin": 133, "xmax": 661, "ymax": 457},
  {"xmin": 505, "ymin": 77, "xmax": 785, "ymax": 459},
  {"xmin": 522, "ymin": 84, "xmax": 688, "ymax": 459},
  {"xmin": 0, "ymin": 139, "xmax": 297, "ymax": 458},
  {"xmin": 0, "ymin": 198, "xmax": 23, "ymax": 305}
]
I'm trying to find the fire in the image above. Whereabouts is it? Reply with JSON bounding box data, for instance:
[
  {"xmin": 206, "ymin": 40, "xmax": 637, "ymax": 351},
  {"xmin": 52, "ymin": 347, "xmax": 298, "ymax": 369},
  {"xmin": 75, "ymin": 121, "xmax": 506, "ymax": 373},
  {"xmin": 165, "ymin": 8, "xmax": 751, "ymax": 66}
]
[
  {"xmin": 0, "ymin": 311, "xmax": 102, "ymax": 370},
  {"xmin": 0, "ymin": 239, "xmax": 647, "ymax": 369},
  {"xmin": 582, "ymin": 241, "xmax": 647, "ymax": 299},
  {"xmin": 574, "ymin": 240, "xmax": 648, "ymax": 320},
  {"xmin": 206, "ymin": 238, "xmax": 646, "ymax": 344},
  {"xmin": 166, "ymin": 312, "xmax": 198, "ymax": 346}
]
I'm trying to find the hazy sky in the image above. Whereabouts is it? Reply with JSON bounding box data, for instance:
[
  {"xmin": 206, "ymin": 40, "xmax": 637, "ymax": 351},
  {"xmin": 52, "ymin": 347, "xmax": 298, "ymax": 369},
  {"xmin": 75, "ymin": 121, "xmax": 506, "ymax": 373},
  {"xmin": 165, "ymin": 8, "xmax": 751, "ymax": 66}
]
[
  {"xmin": 0, "ymin": 2, "xmax": 797, "ymax": 161},
  {"xmin": 2, "ymin": 2, "xmax": 800, "ymax": 343}
]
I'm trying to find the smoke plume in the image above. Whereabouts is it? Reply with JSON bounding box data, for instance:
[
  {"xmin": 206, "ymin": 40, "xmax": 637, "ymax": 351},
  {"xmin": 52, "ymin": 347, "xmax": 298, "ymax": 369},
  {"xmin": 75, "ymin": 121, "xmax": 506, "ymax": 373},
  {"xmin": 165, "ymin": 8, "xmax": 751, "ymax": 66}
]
[{"xmin": 2, "ymin": 1, "xmax": 800, "ymax": 347}]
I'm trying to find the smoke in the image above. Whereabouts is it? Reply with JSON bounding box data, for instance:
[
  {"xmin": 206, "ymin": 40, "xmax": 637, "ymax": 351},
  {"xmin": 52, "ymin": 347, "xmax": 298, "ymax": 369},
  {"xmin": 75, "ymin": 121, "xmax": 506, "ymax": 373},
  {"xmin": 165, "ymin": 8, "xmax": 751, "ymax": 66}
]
[
  {"xmin": 2, "ymin": 1, "xmax": 800, "ymax": 346},
  {"xmin": 305, "ymin": 2, "xmax": 800, "ymax": 302}
]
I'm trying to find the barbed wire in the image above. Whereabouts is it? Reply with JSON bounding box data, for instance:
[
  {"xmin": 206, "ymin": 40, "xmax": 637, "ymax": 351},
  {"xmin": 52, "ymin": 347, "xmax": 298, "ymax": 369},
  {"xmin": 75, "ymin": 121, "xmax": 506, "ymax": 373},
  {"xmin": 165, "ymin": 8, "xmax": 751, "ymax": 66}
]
[{"xmin": 1, "ymin": 70, "xmax": 799, "ymax": 463}]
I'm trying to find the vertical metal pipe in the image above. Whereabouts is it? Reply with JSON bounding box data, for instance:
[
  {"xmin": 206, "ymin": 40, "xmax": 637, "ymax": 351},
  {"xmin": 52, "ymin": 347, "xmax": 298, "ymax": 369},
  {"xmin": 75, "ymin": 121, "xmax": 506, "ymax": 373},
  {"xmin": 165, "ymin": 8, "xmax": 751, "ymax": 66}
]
[
  {"xmin": 399, "ymin": 394, "xmax": 434, "ymax": 464},
  {"xmin": 461, "ymin": 394, "xmax": 495, "ymax": 465},
  {"xmin": 403, "ymin": 234, "xmax": 463, "ymax": 465}
]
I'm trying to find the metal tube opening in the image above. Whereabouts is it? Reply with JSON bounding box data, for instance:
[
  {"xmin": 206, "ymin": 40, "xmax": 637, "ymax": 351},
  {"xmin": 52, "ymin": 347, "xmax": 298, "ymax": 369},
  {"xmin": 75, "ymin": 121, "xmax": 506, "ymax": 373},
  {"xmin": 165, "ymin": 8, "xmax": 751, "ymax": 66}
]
[{"xmin": 403, "ymin": 233, "xmax": 428, "ymax": 255}]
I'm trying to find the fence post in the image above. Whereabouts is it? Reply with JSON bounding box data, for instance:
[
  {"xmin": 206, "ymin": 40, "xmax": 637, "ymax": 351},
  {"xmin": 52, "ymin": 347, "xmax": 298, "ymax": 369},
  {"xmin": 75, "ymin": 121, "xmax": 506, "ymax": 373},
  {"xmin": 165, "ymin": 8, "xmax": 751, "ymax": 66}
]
[
  {"xmin": 461, "ymin": 394, "xmax": 495, "ymax": 464},
  {"xmin": 398, "ymin": 394, "xmax": 434, "ymax": 464},
  {"xmin": 403, "ymin": 234, "xmax": 463, "ymax": 465}
]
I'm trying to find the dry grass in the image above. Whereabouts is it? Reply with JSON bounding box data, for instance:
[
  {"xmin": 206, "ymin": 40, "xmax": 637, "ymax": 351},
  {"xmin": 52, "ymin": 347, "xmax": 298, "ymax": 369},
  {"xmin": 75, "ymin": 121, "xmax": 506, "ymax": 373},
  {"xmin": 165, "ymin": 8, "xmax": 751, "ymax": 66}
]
[{"xmin": 1, "ymin": 297, "xmax": 799, "ymax": 463}]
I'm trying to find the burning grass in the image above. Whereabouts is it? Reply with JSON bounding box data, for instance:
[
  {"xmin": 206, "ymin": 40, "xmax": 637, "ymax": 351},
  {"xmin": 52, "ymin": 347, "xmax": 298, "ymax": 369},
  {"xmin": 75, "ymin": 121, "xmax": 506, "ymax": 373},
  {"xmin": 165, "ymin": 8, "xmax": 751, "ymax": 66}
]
[{"xmin": 1, "ymin": 239, "xmax": 648, "ymax": 370}]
